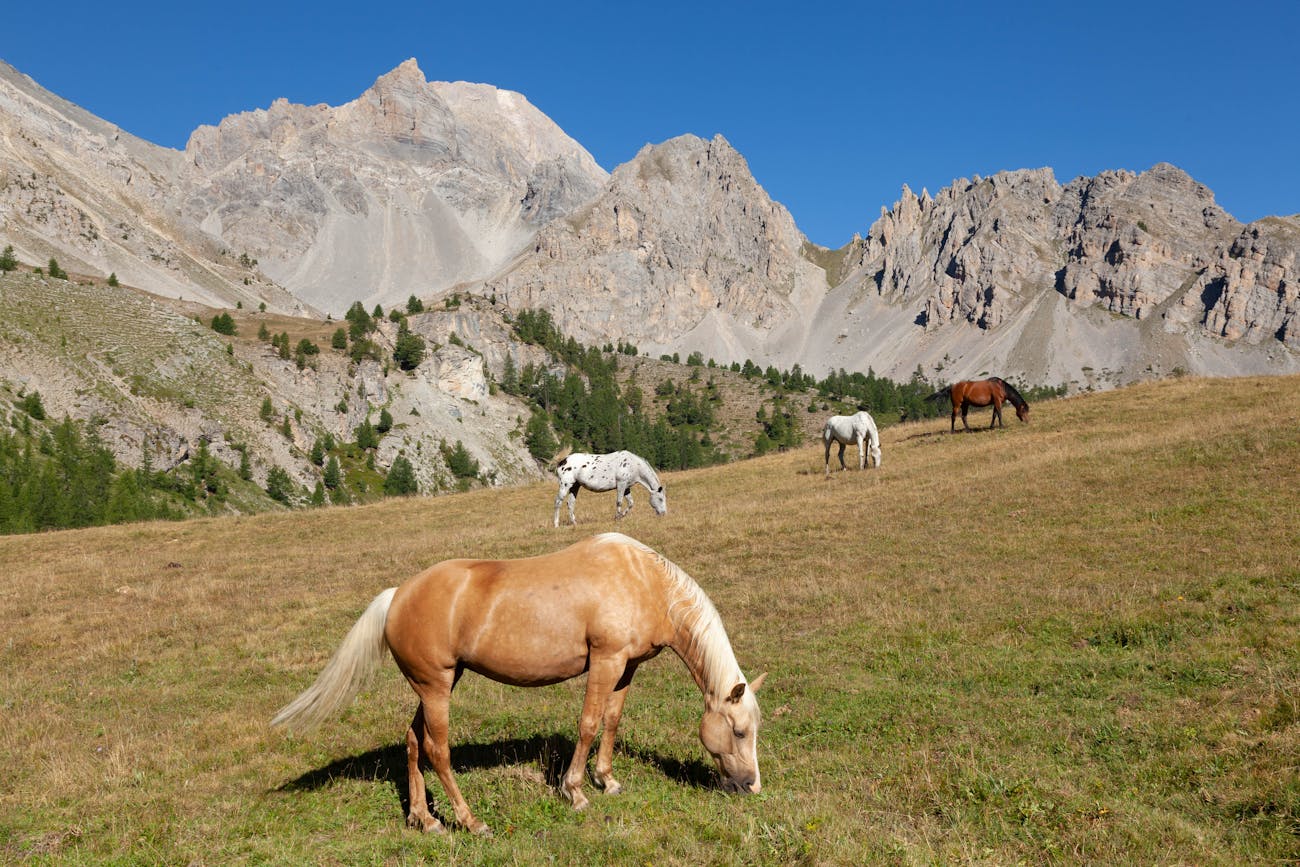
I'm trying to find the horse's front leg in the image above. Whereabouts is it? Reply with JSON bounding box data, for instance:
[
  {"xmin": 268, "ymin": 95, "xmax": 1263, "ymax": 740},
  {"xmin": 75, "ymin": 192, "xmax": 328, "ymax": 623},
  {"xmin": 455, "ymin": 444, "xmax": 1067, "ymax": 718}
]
[
  {"xmin": 562, "ymin": 655, "xmax": 625, "ymax": 810},
  {"xmin": 615, "ymin": 487, "xmax": 633, "ymax": 519},
  {"xmin": 593, "ymin": 662, "xmax": 639, "ymax": 796},
  {"xmin": 857, "ymin": 437, "xmax": 866, "ymax": 470},
  {"xmin": 553, "ymin": 486, "xmax": 566, "ymax": 528},
  {"xmin": 413, "ymin": 672, "xmax": 490, "ymax": 835},
  {"xmin": 991, "ymin": 400, "xmax": 1002, "ymax": 429},
  {"xmin": 837, "ymin": 442, "xmax": 847, "ymax": 471}
]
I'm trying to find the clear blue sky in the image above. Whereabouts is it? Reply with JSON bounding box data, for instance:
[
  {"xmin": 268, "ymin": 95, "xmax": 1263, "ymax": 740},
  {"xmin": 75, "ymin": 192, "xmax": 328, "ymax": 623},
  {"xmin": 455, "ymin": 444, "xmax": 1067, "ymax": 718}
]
[{"xmin": 5, "ymin": 1, "xmax": 1298, "ymax": 247}]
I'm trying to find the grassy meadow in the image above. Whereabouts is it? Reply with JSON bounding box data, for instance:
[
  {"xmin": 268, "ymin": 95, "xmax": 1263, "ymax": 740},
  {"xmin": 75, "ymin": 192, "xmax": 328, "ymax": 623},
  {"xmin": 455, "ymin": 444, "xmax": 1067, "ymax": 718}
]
[{"xmin": 1, "ymin": 375, "xmax": 1297, "ymax": 864}]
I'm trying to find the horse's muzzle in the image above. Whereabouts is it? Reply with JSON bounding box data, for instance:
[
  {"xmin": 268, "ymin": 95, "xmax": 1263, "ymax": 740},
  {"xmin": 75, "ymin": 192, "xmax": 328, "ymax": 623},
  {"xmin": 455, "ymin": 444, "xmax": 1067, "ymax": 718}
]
[{"xmin": 721, "ymin": 775, "xmax": 757, "ymax": 794}]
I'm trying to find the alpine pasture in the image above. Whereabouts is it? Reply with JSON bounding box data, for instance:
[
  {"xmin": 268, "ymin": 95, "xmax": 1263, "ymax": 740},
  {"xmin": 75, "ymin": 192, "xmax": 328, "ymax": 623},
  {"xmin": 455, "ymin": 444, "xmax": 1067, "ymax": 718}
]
[{"xmin": 1, "ymin": 375, "xmax": 1296, "ymax": 864}]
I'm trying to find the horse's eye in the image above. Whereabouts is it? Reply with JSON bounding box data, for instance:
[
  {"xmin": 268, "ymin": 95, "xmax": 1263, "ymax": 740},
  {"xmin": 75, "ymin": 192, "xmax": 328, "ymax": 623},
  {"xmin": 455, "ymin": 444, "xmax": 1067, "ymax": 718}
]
[{"xmin": 734, "ymin": 730, "xmax": 746, "ymax": 739}]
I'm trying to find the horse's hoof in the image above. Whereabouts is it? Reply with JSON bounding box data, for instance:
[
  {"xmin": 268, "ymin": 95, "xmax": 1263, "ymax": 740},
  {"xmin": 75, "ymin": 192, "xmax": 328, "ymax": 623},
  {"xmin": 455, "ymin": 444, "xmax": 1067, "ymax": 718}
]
[
  {"xmin": 407, "ymin": 813, "xmax": 446, "ymax": 834},
  {"xmin": 561, "ymin": 786, "xmax": 590, "ymax": 811},
  {"xmin": 603, "ymin": 780, "xmax": 623, "ymax": 796},
  {"xmin": 469, "ymin": 821, "xmax": 493, "ymax": 837}
]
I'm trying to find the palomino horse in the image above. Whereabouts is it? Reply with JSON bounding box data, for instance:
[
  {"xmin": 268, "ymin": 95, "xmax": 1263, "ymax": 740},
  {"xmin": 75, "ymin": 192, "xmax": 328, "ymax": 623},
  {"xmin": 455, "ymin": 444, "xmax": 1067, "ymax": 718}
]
[
  {"xmin": 823, "ymin": 410, "xmax": 882, "ymax": 475},
  {"xmin": 271, "ymin": 533, "xmax": 765, "ymax": 835},
  {"xmin": 931, "ymin": 377, "xmax": 1030, "ymax": 432},
  {"xmin": 553, "ymin": 450, "xmax": 666, "ymax": 527}
]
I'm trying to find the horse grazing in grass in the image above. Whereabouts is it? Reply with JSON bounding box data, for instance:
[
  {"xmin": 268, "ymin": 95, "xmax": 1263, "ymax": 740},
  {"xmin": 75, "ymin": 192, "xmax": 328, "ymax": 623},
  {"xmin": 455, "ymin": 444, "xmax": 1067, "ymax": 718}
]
[
  {"xmin": 930, "ymin": 377, "xmax": 1030, "ymax": 432},
  {"xmin": 553, "ymin": 450, "xmax": 666, "ymax": 527},
  {"xmin": 823, "ymin": 410, "xmax": 882, "ymax": 475},
  {"xmin": 271, "ymin": 533, "xmax": 765, "ymax": 835}
]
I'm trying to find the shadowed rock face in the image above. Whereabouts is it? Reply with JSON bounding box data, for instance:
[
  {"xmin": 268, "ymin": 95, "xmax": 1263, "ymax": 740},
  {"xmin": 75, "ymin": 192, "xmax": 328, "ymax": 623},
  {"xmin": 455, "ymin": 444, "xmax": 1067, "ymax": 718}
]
[{"xmin": 1179, "ymin": 218, "xmax": 1300, "ymax": 349}]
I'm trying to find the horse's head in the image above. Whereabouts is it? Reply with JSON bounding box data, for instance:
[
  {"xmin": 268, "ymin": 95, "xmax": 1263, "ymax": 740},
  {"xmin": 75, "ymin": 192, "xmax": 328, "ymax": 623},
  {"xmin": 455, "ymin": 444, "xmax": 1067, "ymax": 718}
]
[
  {"xmin": 699, "ymin": 673, "xmax": 765, "ymax": 793},
  {"xmin": 650, "ymin": 485, "xmax": 667, "ymax": 516},
  {"xmin": 1015, "ymin": 403, "xmax": 1030, "ymax": 423}
]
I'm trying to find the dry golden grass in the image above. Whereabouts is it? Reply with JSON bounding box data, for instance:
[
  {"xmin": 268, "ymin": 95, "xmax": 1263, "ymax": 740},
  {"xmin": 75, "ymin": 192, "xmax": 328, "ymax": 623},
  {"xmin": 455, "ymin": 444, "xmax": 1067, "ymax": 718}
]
[{"xmin": 1, "ymin": 375, "xmax": 1297, "ymax": 864}]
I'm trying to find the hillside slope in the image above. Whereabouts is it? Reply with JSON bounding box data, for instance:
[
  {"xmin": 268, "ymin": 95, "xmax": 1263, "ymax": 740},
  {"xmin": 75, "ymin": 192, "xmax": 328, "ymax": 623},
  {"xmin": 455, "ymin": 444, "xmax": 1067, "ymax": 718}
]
[
  {"xmin": 0, "ymin": 271, "xmax": 545, "ymax": 499},
  {"xmin": 1, "ymin": 375, "xmax": 1295, "ymax": 862}
]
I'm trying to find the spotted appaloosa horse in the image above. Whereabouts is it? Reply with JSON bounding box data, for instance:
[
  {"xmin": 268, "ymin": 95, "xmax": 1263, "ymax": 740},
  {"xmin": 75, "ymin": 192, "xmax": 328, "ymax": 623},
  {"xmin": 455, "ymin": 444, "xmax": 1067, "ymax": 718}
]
[
  {"xmin": 271, "ymin": 533, "xmax": 765, "ymax": 835},
  {"xmin": 553, "ymin": 450, "xmax": 666, "ymax": 527},
  {"xmin": 930, "ymin": 377, "xmax": 1030, "ymax": 432},
  {"xmin": 823, "ymin": 410, "xmax": 882, "ymax": 475}
]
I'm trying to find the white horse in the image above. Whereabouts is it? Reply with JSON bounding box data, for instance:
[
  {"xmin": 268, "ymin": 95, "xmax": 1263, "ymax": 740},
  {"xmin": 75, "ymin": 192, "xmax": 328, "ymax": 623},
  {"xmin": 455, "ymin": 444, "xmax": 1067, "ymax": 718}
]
[
  {"xmin": 554, "ymin": 451, "xmax": 667, "ymax": 527},
  {"xmin": 823, "ymin": 410, "xmax": 882, "ymax": 475}
]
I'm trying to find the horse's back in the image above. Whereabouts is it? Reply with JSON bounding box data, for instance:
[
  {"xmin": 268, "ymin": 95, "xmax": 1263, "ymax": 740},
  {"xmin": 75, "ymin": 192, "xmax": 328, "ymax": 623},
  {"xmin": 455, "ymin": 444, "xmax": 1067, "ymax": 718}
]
[
  {"xmin": 825, "ymin": 411, "xmax": 875, "ymax": 443},
  {"xmin": 386, "ymin": 535, "xmax": 664, "ymax": 683}
]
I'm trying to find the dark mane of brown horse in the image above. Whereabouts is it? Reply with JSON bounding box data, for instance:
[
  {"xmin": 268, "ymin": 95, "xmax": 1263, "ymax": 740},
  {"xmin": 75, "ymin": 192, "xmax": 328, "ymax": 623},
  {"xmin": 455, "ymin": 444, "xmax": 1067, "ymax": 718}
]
[{"xmin": 991, "ymin": 377, "xmax": 1028, "ymax": 411}]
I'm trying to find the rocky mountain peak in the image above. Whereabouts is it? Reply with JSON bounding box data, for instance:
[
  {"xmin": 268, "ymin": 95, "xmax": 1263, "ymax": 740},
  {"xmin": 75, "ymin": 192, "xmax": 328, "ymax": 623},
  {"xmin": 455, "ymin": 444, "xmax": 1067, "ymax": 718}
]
[{"xmin": 487, "ymin": 132, "xmax": 828, "ymax": 363}]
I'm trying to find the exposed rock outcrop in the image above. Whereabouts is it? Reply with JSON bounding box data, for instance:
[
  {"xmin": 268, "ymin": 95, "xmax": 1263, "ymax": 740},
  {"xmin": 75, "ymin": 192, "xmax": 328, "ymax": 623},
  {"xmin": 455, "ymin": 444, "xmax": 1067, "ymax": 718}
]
[
  {"xmin": 1184, "ymin": 217, "xmax": 1300, "ymax": 348},
  {"xmin": 488, "ymin": 133, "xmax": 829, "ymax": 365},
  {"xmin": 176, "ymin": 59, "xmax": 607, "ymax": 313}
]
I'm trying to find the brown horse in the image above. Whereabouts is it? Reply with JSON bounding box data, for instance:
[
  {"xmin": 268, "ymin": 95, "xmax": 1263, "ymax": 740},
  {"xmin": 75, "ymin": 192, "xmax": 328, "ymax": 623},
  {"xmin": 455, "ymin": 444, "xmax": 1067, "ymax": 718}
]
[
  {"xmin": 930, "ymin": 377, "xmax": 1030, "ymax": 432},
  {"xmin": 271, "ymin": 533, "xmax": 765, "ymax": 835}
]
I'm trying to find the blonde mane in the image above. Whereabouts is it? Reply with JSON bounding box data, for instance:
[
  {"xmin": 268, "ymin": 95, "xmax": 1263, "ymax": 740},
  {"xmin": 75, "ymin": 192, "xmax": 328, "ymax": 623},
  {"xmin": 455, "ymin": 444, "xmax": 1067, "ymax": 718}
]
[{"xmin": 596, "ymin": 533, "xmax": 743, "ymax": 699}]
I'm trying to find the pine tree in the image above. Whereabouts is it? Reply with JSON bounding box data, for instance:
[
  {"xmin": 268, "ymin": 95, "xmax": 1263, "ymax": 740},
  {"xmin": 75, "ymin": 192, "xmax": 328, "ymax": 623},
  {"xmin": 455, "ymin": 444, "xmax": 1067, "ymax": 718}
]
[
  {"xmin": 393, "ymin": 325, "xmax": 425, "ymax": 371},
  {"xmin": 355, "ymin": 419, "xmax": 378, "ymax": 451},
  {"xmin": 442, "ymin": 440, "xmax": 479, "ymax": 479},
  {"xmin": 265, "ymin": 467, "xmax": 293, "ymax": 504},
  {"xmin": 20, "ymin": 391, "xmax": 46, "ymax": 420},
  {"xmin": 376, "ymin": 407, "xmax": 393, "ymax": 434},
  {"xmin": 0, "ymin": 245, "xmax": 17, "ymax": 272},
  {"xmin": 323, "ymin": 456, "xmax": 341, "ymax": 489},
  {"xmin": 384, "ymin": 456, "xmax": 418, "ymax": 496},
  {"xmin": 211, "ymin": 312, "xmax": 236, "ymax": 335},
  {"xmin": 500, "ymin": 353, "xmax": 519, "ymax": 394},
  {"xmin": 524, "ymin": 411, "xmax": 558, "ymax": 463}
]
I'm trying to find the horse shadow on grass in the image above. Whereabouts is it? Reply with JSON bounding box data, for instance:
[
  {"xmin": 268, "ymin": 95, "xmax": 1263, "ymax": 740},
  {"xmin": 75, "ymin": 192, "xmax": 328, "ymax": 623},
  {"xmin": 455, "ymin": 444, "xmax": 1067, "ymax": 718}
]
[
  {"xmin": 273, "ymin": 732, "xmax": 716, "ymax": 824},
  {"xmin": 902, "ymin": 426, "xmax": 996, "ymax": 442}
]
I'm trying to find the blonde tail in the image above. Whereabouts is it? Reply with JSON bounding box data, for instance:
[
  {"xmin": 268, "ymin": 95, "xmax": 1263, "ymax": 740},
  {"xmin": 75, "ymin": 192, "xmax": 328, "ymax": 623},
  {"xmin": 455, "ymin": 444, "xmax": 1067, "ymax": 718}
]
[{"xmin": 270, "ymin": 587, "xmax": 396, "ymax": 732}]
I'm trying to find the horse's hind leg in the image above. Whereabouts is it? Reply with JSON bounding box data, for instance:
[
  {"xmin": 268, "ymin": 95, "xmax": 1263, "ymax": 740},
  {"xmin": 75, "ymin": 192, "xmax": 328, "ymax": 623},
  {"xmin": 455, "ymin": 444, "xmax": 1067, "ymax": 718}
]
[
  {"xmin": 405, "ymin": 703, "xmax": 446, "ymax": 833},
  {"xmin": 837, "ymin": 442, "xmax": 847, "ymax": 471},
  {"xmin": 566, "ymin": 484, "xmax": 579, "ymax": 525},
  {"xmin": 413, "ymin": 673, "xmax": 490, "ymax": 835}
]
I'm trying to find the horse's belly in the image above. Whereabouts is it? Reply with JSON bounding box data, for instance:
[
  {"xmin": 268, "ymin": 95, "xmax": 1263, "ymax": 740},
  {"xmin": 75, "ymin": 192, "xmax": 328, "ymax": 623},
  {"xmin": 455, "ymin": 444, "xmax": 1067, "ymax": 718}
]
[{"xmin": 459, "ymin": 629, "xmax": 591, "ymax": 686}]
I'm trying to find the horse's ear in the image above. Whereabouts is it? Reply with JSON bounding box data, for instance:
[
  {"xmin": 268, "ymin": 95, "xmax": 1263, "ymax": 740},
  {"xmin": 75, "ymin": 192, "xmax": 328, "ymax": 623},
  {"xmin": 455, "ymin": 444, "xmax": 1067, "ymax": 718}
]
[
  {"xmin": 749, "ymin": 672, "xmax": 767, "ymax": 693},
  {"xmin": 727, "ymin": 682, "xmax": 746, "ymax": 703}
]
